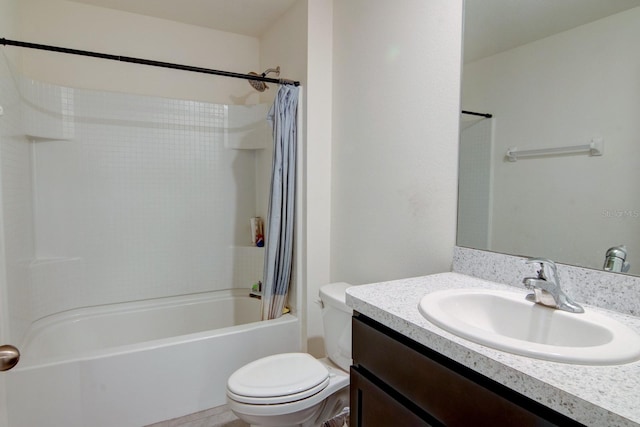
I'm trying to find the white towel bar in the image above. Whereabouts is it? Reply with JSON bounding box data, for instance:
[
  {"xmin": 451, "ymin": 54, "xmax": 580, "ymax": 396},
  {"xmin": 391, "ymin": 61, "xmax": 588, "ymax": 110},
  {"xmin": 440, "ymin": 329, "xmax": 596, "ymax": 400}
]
[{"xmin": 506, "ymin": 138, "xmax": 603, "ymax": 162}]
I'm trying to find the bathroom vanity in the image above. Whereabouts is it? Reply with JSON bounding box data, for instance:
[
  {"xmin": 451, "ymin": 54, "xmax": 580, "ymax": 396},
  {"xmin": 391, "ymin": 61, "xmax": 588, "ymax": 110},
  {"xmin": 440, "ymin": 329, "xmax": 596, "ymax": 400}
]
[
  {"xmin": 346, "ymin": 273, "xmax": 640, "ymax": 427},
  {"xmin": 351, "ymin": 313, "xmax": 582, "ymax": 426}
]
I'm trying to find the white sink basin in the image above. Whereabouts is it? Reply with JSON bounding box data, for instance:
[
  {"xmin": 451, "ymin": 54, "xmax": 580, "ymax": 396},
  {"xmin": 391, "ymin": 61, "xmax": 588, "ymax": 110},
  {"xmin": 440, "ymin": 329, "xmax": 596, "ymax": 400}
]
[{"xmin": 418, "ymin": 288, "xmax": 640, "ymax": 365}]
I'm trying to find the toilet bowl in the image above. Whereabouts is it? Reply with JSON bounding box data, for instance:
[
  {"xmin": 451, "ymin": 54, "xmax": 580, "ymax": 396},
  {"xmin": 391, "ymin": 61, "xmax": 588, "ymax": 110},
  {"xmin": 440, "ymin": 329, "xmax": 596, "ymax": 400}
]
[{"xmin": 226, "ymin": 282, "xmax": 352, "ymax": 427}]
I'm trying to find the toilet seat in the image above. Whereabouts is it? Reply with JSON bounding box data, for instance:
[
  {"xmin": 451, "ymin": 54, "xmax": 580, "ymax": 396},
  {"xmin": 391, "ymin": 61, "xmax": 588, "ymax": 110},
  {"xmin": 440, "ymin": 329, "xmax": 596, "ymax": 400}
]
[{"xmin": 227, "ymin": 353, "xmax": 330, "ymax": 405}]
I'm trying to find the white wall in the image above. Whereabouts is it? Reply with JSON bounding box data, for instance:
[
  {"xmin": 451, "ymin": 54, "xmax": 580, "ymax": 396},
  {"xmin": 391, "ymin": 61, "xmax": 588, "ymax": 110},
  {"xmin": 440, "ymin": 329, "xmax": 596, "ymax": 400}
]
[
  {"xmin": 0, "ymin": 0, "xmax": 19, "ymax": 46},
  {"xmin": 304, "ymin": 0, "xmax": 333, "ymax": 356},
  {"xmin": 16, "ymin": 0, "xmax": 261, "ymax": 105},
  {"xmin": 463, "ymin": 7, "xmax": 640, "ymax": 272},
  {"xmin": 331, "ymin": 0, "xmax": 462, "ymax": 284}
]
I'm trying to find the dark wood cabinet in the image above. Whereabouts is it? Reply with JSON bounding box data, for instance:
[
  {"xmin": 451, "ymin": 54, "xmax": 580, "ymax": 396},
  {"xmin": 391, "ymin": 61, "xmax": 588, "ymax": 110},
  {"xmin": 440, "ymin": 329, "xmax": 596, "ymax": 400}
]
[
  {"xmin": 350, "ymin": 313, "xmax": 585, "ymax": 427},
  {"xmin": 350, "ymin": 367, "xmax": 432, "ymax": 426}
]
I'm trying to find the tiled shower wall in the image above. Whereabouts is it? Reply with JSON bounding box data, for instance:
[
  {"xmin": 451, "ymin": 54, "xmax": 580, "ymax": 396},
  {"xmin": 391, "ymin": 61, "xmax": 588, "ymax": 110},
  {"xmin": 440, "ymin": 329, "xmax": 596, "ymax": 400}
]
[
  {"xmin": 0, "ymin": 54, "xmax": 269, "ymax": 342},
  {"xmin": 0, "ymin": 53, "xmax": 35, "ymax": 344}
]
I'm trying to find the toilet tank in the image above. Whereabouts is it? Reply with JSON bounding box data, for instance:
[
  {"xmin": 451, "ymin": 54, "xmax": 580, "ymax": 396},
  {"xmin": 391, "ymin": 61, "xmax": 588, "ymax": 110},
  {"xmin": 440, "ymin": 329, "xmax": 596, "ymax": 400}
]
[{"xmin": 319, "ymin": 282, "xmax": 353, "ymax": 372}]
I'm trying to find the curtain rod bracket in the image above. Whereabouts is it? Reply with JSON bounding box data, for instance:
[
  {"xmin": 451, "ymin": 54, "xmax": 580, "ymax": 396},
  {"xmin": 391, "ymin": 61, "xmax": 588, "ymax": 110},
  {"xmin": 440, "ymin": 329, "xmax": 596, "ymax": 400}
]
[{"xmin": 461, "ymin": 110, "xmax": 493, "ymax": 118}]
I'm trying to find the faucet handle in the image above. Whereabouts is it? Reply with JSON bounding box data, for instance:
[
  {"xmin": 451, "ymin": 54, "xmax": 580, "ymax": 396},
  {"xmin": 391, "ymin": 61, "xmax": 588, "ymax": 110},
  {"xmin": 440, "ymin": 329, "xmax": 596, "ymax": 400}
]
[
  {"xmin": 524, "ymin": 257, "xmax": 558, "ymax": 281},
  {"xmin": 525, "ymin": 257, "xmax": 556, "ymax": 267},
  {"xmin": 523, "ymin": 257, "xmax": 584, "ymax": 313}
]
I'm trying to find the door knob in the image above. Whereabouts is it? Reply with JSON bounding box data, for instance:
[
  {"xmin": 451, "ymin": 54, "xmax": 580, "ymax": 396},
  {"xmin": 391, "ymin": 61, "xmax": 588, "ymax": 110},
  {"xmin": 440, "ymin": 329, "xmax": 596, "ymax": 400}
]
[{"xmin": 0, "ymin": 344, "xmax": 20, "ymax": 371}]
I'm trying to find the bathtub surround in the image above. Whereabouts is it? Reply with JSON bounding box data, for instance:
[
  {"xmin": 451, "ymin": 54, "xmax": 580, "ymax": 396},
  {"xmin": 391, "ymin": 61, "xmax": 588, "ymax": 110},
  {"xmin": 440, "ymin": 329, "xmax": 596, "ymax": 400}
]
[
  {"xmin": 0, "ymin": 53, "xmax": 35, "ymax": 354},
  {"xmin": 263, "ymin": 85, "xmax": 300, "ymax": 320},
  {"xmin": 2, "ymin": 68, "xmax": 274, "ymax": 343}
]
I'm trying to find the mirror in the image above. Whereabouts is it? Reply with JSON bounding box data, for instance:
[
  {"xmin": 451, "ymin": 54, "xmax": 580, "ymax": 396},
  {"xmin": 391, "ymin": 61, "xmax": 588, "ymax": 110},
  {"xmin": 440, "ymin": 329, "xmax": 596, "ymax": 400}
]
[{"xmin": 458, "ymin": 0, "xmax": 640, "ymax": 276}]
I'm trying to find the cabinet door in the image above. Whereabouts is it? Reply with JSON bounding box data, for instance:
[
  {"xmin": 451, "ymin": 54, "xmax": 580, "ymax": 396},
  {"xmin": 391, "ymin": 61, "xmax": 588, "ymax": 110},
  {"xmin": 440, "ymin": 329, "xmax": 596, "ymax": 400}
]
[
  {"xmin": 350, "ymin": 367, "xmax": 434, "ymax": 427},
  {"xmin": 353, "ymin": 314, "xmax": 584, "ymax": 427}
]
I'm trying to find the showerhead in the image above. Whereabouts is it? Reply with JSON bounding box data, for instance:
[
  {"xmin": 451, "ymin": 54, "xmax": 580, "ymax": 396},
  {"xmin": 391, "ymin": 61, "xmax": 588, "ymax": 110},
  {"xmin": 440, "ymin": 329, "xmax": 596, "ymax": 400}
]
[
  {"xmin": 248, "ymin": 66, "xmax": 280, "ymax": 92},
  {"xmin": 248, "ymin": 72, "xmax": 268, "ymax": 92}
]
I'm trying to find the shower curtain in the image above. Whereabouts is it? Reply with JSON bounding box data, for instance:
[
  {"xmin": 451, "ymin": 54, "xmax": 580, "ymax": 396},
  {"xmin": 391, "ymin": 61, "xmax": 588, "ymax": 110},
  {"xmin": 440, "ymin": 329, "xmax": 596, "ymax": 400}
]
[{"xmin": 262, "ymin": 85, "xmax": 300, "ymax": 320}]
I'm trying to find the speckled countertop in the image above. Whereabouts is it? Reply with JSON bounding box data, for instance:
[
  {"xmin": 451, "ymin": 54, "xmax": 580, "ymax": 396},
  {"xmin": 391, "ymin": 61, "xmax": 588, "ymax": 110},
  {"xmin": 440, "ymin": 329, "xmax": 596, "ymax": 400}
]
[{"xmin": 346, "ymin": 272, "xmax": 640, "ymax": 427}]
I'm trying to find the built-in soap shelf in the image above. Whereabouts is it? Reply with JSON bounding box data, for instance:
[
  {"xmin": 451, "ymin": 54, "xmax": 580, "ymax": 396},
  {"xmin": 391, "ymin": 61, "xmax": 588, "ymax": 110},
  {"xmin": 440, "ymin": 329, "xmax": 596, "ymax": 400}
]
[
  {"xmin": 29, "ymin": 257, "xmax": 82, "ymax": 267},
  {"xmin": 25, "ymin": 135, "xmax": 74, "ymax": 142},
  {"xmin": 234, "ymin": 245, "xmax": 265, "ymax": 251}
]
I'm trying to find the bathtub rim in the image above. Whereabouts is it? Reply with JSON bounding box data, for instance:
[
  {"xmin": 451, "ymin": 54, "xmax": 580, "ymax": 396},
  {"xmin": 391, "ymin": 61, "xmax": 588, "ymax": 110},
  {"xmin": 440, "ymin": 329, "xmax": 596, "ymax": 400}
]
[{"xmin": 16, "ymin": 288, "xmax": 295, "ymax": 370}]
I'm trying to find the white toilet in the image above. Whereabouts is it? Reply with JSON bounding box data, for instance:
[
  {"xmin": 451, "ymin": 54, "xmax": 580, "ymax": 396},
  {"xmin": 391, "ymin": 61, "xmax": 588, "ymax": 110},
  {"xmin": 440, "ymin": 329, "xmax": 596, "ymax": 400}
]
[{"xmin": 226, "ymin": 282, "xmax": 352, "ymax": 427}]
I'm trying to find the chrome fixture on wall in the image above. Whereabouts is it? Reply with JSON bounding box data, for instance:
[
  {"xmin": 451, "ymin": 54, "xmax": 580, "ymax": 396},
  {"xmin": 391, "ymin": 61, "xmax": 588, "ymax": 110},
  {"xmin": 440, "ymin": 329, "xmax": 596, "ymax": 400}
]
[
  {"xmin": 248, "ymin": 66, "xmax": 280, "ymax": 92},
  {"xmin": 603, "ymin": 245, "xmax": 631, "ymax": 273}
]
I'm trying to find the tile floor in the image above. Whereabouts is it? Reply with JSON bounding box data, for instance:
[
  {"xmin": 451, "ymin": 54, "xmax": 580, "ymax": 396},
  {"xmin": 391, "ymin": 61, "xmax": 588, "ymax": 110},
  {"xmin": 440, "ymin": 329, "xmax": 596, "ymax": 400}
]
[
  {"xmin": 147, "ymin": 403, "xmax": 350, "ymax": 427},
  {"xmin": 145, "ymin": 405, "xmax": 248, "ymax": 427}
]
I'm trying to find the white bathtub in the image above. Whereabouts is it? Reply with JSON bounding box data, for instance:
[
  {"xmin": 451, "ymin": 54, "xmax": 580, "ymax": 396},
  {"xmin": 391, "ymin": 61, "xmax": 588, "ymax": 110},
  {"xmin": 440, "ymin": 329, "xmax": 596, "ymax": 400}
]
[{"xmin": 5, "ymin": 289, "xmax": 300, "ymax": 427}]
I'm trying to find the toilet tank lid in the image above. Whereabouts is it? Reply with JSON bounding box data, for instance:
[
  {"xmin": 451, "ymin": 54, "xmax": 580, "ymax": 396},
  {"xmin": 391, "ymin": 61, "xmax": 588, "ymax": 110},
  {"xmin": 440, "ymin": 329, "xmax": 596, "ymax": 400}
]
[{"xmin": 319, "ymin": 282, "xmax": 353, "ymax": 313}]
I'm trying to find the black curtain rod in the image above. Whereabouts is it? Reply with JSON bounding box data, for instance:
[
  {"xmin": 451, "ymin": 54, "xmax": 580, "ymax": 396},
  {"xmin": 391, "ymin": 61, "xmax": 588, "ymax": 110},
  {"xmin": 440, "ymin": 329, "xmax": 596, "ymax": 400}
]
[
  {"xmin": 461, "ymin": 110, "xmax": 493, "ymax": 118},
  {"xmin": 0, "ymin": 37, "xmax": 300, "ymax": 87}
]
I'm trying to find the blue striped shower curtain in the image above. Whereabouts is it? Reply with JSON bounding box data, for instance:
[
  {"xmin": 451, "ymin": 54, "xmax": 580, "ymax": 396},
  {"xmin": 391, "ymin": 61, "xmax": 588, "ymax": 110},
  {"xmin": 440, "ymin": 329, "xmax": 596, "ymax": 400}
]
[{"xmin": 262, "ymin": 85, "xmax": 299, "ymax": 320}]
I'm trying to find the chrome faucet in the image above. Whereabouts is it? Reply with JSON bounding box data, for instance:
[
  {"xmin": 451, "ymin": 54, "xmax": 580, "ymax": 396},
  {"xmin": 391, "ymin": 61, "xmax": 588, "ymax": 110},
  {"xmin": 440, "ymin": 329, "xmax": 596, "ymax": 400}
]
[
  {"xmin": 522, "ymin": 257, "xmax": 584, "ymax": 313},
  {"xmin": 603, "ymin": 245, "xmax": 631, "ymax": 273}
]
